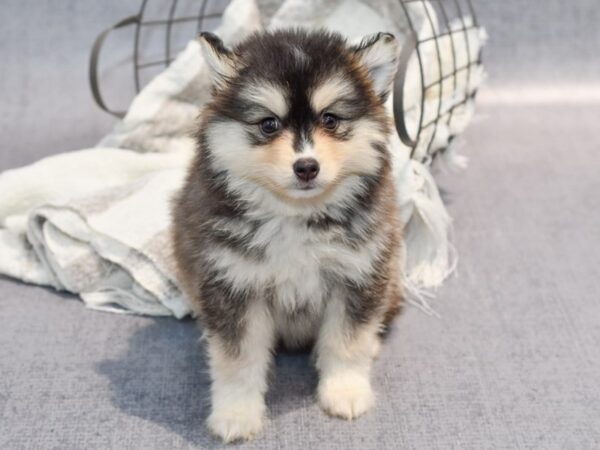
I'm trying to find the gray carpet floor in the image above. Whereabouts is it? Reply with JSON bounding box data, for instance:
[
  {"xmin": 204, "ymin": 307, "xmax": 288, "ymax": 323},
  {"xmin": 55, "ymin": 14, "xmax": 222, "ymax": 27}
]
[
  {"xmin": 1, "ymin": 1, "xmax": 600, "ymax": 449},
  {"xmin": 2, "ymin": 101, "xmax": 599, "ymax": 450}
]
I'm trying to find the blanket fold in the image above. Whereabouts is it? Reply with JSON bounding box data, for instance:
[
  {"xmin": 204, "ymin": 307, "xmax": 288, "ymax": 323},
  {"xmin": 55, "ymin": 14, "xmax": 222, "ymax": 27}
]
[{"xmin": 0, "ymin": 0, "xmax": 485, "ymax": 316}]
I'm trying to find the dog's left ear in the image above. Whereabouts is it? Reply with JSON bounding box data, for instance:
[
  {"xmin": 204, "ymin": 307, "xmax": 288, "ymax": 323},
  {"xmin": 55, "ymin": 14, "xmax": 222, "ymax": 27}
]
[
  {"xmin": 198, "ymin": 32, "xmax": 236, "ymax": 88},
  {"xmin": 352, "ymin": 33, "xmax": 399, "ymax": 101}
]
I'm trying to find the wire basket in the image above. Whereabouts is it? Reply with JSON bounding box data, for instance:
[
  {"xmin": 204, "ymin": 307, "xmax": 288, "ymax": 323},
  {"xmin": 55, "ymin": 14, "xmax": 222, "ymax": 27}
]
[{"xmin": 90, "ymin": 0, "xmax": 483, "ymax": 163}]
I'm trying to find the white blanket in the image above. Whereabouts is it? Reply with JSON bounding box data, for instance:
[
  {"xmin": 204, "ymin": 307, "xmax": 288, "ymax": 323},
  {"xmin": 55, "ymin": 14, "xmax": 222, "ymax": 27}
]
[{"xmin": 0, "ymin": 0, "xmax": 485, "ymax": 317}]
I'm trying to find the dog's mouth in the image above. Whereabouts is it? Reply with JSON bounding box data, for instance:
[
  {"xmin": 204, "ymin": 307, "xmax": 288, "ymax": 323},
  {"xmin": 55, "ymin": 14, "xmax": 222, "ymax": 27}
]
[
  {"xmin": 287, "ymin": 179, "xmax": 325, "ymax": 199},
  {"xmin": 295, "ymin": 180, "xmax": 318, "ymax": 191}
]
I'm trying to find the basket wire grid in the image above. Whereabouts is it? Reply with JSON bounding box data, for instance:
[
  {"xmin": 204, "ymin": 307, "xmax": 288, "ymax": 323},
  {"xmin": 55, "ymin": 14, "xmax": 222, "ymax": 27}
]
[{"xmin": 90, "ymin": 0, "xmax": 482, "ymax": 162}]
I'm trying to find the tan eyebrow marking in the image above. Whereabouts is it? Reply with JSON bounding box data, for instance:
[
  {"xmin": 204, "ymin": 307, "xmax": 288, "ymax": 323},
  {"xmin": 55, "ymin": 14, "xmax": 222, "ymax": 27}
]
[
  {"xmin": 241, "ymin": 82, "xmax": 289, "ymax": 118},
  {"xmin": 310, "ymin": 76, "xmax": 354, "ymax": 113}
]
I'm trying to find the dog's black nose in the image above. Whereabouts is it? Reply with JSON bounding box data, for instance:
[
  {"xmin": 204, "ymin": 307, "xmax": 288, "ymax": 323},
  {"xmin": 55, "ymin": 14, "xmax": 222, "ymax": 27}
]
[{"xmin": 293, "ymin": 158, "xmax": 320, "ymax": 182}]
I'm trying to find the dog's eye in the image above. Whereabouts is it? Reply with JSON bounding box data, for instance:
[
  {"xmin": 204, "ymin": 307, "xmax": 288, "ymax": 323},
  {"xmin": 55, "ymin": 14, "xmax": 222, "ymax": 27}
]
[
  {"xmin": 259, "ymin": 117, "xmax": 280, "ymax": 135},
  {"xmin": 321, "ymin": 113, "xmax": 338, "ymax": 130}
]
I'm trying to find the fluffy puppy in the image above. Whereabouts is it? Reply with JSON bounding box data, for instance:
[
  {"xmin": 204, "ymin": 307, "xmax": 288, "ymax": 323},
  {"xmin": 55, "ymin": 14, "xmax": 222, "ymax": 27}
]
[{"xmin": 172, "ymin": 28, "xmax": 403, "ymax": 443}]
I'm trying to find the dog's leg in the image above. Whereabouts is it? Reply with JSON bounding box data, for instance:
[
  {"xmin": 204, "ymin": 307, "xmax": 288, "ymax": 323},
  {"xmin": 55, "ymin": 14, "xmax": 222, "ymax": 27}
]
[
  {"xmin": 206, "ymin": 300, "xmax": 274, "ymax": 442},
  {"xmin": 315, "ymin": 295, "xmax": 381, "ymax": 420}
]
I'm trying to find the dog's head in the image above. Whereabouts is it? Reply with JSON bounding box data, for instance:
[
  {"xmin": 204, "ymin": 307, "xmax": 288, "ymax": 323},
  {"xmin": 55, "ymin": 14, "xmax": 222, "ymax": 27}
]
[{"xmin": 199, "ymin": 29, "xmax": 398, "ymax": 204}]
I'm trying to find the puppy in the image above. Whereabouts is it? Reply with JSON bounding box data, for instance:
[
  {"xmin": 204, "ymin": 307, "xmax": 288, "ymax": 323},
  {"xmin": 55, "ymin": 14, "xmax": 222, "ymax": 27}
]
[{"xmin": 172, "ymin": 28, "xmax": 403, "ymax": 443}]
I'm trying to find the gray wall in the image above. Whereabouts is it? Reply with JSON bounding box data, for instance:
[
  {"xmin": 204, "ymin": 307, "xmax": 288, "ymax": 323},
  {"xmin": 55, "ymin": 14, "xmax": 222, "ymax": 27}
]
[
  {"xmin": 478, "ymin": 0, "xmax": 600, "ymax": 86},
  {"xmin": 0, "ymin": 1, "xmax": 138, "ymax": 168}
]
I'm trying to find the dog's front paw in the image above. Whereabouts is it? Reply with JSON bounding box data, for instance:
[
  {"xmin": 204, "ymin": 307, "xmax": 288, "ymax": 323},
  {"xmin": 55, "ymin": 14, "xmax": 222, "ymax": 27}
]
[
  {"xmin": 207, "ymin": 399, "xmax": 265, "ymax": 443},
  {"xmin": 318, "ymin": 372, "xmax": 374, "ymax": 420}
]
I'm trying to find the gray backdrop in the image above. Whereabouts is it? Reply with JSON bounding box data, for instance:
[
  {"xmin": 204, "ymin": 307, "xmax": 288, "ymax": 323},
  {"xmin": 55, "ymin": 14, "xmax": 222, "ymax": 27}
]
[{"xmin": 1, "ymin": 1, "xmax": 599, "ymax": 449}]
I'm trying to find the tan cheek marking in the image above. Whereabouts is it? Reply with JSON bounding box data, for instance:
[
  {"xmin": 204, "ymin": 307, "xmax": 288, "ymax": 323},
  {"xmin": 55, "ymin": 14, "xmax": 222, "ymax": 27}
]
[
  {"xmin": 244, "ymin": 131, "xmax": 297, "ymax": 196},
  {"xmin": 314, "ymin": 126, "xmax": 383, "ymax": 179},
  {"xmin": 313, "ymin": 131, "xmax": 346, "ymax": 177},
  {"xmin": 257, "ymin": 131, "xmax": 296, "ymax": 169}
]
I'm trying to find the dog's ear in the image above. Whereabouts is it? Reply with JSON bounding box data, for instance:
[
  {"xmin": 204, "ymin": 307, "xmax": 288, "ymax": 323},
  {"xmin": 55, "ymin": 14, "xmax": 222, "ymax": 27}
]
[
  {"xmin": 352, "ymin": 32, "xmax": 399, "ymax": 101},
  {"xmin": 198, "ymin": 32, "xmax": 236, "ymax": 88}
]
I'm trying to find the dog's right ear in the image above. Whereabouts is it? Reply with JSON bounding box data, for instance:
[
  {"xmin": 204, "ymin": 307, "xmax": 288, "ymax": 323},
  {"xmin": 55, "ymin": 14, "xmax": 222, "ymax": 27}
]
[{"xmin": 198, "ymin": 32, "xmax": 236, "ymax": 88}]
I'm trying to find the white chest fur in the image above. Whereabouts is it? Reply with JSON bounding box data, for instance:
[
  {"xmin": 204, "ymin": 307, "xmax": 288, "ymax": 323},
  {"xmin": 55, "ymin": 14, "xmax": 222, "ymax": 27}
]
[{"xmin": 206, "ymin": 214, "xmax": 381, "ymax": 315}]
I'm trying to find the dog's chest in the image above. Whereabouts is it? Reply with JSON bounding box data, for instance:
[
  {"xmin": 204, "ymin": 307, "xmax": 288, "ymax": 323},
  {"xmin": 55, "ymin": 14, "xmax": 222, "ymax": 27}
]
[
  {"xmin": 258, "ymin": 218, "xmax": 328, "ymax": 312},
  {"xmin": 211, "ymin": 214, "xmax": 378, "ymax": 314}
]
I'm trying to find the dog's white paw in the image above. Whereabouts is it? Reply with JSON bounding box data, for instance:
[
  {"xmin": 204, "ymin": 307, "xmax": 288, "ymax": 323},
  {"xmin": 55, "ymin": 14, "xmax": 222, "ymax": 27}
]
[
  {"xmin": 318, "ymin": 372, "xmax": 374, "ymax": 420},
  {"xmin": 207, "ymin": 401, "xmax": 264, "ymax": 443}
]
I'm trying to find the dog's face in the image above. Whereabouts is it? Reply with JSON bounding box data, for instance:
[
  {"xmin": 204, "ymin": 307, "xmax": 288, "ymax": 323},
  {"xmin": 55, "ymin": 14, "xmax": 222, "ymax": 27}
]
[{"xmin": 200, "ymin": 29, "xmax": 398, "ymax": 204}]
